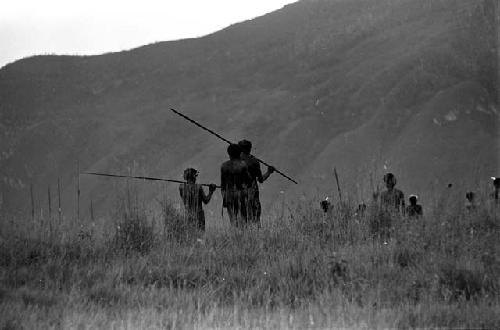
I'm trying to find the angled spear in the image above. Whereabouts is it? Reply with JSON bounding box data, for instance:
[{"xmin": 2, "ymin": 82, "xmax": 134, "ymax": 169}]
[
  {"xmin": 82, "ymin": 172, "xmax": 221, "ymax": 188},
  {"xmin": 333, "ymin": 167, "xmax": 342, "ymax": 202},
  {"xmin": 170, "ymin": 108, "xmax": 298, "ymax": 184}
]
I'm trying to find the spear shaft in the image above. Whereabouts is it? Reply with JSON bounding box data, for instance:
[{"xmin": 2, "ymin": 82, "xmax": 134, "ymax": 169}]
[
  {"xmin": 82, "ymin": 172, "xmax": 221, "ymax": 188},
  {"xmin": 334, "ymin": 167, "xmax": 342, "ymax": 202},
  {"xmin": 170, "ymin": 108, "xmax": 298, "ymax": 185}
]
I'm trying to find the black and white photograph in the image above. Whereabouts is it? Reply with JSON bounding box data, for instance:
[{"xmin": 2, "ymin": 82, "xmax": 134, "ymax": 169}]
[{"xmin": 1, "ymin": 0, "xmax": 499, "ymax": 328}]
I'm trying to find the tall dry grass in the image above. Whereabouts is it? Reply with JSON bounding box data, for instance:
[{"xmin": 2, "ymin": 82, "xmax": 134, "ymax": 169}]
[{"xmin": 0, "ymin": 184, "xmax": 499, "ymax": 329}]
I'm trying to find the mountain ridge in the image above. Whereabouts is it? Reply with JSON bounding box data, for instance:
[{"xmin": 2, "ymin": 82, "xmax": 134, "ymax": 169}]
[{"xmin": 0, "ymin": 0, "xmax": 498, "ymax": 220}]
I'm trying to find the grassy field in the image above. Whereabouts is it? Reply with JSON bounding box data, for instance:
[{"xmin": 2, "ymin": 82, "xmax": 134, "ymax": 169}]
[{"xmin": 1, "ymin": 187, "xmax": 500, "ymax": 329}]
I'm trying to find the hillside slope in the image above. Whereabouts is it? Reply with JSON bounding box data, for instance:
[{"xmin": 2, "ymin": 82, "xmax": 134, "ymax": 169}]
[{"xmin": 0, "ymin": 0, "xmax": 498, "ymax": 221}]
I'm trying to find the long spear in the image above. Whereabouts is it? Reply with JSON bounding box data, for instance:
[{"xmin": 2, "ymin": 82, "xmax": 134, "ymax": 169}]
[
  {"xmin": 170, "ymin": 108, "xmax": 298, "ymax": 184},
  {"xmin": 82, "ymin": 172, "xmax": 221, "ymax": 188},
  {"xmin": 333, "ymin": 167, "xmax": 342, "ymax": 202}
]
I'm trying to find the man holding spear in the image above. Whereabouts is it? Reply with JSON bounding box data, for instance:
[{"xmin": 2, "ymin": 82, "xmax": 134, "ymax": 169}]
[
  {"xmin": 169, "ymin": 107, "xmax": 297, "ymax": 227},
  {"xmin": 82, "ymin": 171, "xmax": 219, "ymax": 231},
  {"xmin": 238, "ymin": 139, "xmax": 274, "ymax": 225},
  {"xmin": 179, "ymin": 168, "xmax": 217, "ymax": 231}
]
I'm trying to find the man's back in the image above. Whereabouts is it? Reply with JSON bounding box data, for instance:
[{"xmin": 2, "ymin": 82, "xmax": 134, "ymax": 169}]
[
  {"xmin": 220, "ymin": 157, "xmax": 252, "ymax": 225},
  {"xmin": 241, "ymin": 154, "xmax": 262, "ymax": 189},
  {"xmin": 179, "ymin": 183, "xmax": 203, "ymax": 215},
  {"xmin": 406, "ymin": 204, "xmax": 423, "ymax": 217},
  {"xmin": 221, "ymin": 159, "xmax": 252, "ymax": 191},
  {"xmin": 381, "ymin": 188, "xmax": 404, "ymax": 213}
]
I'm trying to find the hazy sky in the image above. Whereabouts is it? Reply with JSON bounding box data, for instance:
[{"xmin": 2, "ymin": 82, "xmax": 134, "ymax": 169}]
[{"xmin": 1, "ymin": 0, "xmax": 298, "ymax": 68}]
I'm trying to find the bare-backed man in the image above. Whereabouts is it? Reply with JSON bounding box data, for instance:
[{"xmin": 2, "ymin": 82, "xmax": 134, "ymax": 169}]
[
  {"xmin": 406, "ymin": 195, "xmax": 423, "ymax": 218},
  {"xmin": 221, "ymin": 144, "xmax": 253, "ymax": 227},
  {"xmin": 380, "ymin": 173, "xmax": 405, "ymax": 214},
  {"xmin": 373, "ymin": 173, "xmax": 405, "ymax": 240},
  {"xmin": 179, "ymin": 168, "xmax": 216, "ymax": 231},
  {"xmin": 238, "ymin": 140, "xmax": 274, "ymax": 225}
]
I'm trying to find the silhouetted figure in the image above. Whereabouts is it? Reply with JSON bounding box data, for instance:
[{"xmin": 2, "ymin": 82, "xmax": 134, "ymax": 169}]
[
  {"xmin": 179, "ymin": 168, "xmax": 216, "ymax": 231},
  {"xmin": 406, "ymin": 195, "xmax": 423, "ymax": 218},
  {"xmin": 356, "ymin": 203, "xmax": 367, "ymax": 217},
  {"xmin": 465, "ymin": 191, "xmax": 477, "ymax": 211},
  {"xmin": 380, "ymin": 173, "xmax": 405, "ymax": 214},
  {"xmin": 491, "ymin": 177, "xmax": 500, "ymax": 204},
  {"xmin": 221, "ymin": 144, "xmax": 253, "ymax": 227},
  {"xmin": 372, "ymin": 173, "xmax": 405, "ymax": 241},
  {"xmin": 320, "ymin": 198, "xmax": 331, "ymax": 213},
  {"xmin": 238, "ymin": 140, "xmax": 274, "ymax": 225}
]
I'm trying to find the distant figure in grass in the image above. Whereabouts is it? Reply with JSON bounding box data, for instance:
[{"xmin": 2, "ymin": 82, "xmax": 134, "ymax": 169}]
[
  {"xmin": 356, "ymin": 203, "xmax": 367, "ymax": 217},
  {"xmin": 221, "ymin": 144, "xmax": 253, "ymax": 227},
  {"xmin": 179, "ymin": 168, "xmax": 217, "ymax": 231},
  {"xmin": 238, "ymin": 139, "xmax": 275, "ymax": 225},
  {"xmin": 465, "ymin": 191, "xmax": 477, "ymax": 211},
  {"xmin": 371, "ymin": 173, "xmax": 405, "ymax": 240},
  {"xmin": 320, "ymin": 198, "xmax": 332, "ymax": 213},
  {"xmin": 406, "ymin": 195, "xmax": 423, "ymax": 218},
  {"xmin": 380, "ymin": 173, "xmax": 405, "ymax": 214},
  {"xmin": 491, "ymin": 177, "xmax": 500, "ymax": 204}
]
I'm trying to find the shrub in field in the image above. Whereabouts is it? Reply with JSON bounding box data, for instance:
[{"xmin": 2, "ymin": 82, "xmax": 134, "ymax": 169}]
[
  {"xmin": 112, "ymin": 209, "xmax": 155, "ymax": 254},
  {"xmin": 111, "ymin": 189, "xmax": 155, "ymax": 254},
  {"xmin": 160, "ymin": 197, "xmax": 199, "ymax": 243},
  {"xmin": 438, "ymin": 264, "xmax": 484, "ymax": 301}
]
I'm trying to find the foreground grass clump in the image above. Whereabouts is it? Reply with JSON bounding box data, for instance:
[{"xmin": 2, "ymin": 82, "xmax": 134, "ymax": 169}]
[{"xmin": 1, "ymin": 194, "xmax": 500, "ymax": 329}]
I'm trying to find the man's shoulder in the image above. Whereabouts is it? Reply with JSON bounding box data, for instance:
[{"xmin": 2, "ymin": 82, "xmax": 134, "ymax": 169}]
[
  {"xmin": 244, "ymin": 155, "xmax": 259, "ymax": 166},
  {"xmin": 181, "ymin": 182, "xmax": 198, "ymax": 189},
  {"xmin": 221, "ymin": 160, "xmax": 233, "ymax": 170},
  {"xmin": 233, "ymin": 159, "xmax": 247, "ymax": 167},
  {"xmin": 221, "ymin": 159, "xmax": 247, "ymax": 170}
]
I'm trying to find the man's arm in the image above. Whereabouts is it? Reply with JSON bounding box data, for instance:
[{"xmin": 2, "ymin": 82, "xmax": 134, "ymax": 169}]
[
  {"xmin": 255, "ymin": 161, "xmax": 264, "ymax": 183},
  {"xmin": 260, "ymin": 165, "xmax": 275, "ymax": 183},
  {"xmin": 200, "ymin": 185, "xmax": 216, "ymax": 204},
  {"xmin": 220, "ymin": 167, "xmax": 226, "ymax": 193},
  {"xmin": 179, "ymin": 184, "xmax": 184, "ymax": 200},
  {"xmin": 242, "ymin": 163, "xmax": 253, "ymax": 188},
  {"xmin": 400, "ymin": 191, "xmax": 405, "ymax": 215}
]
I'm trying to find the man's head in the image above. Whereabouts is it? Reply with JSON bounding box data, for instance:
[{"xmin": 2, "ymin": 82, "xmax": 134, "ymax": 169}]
[
  {"xmin": 383, "ymin": 173, "xmax": 396, "ymax": 189},
  {"xmin": 183, "ymin": 168, "xmax": 198, "ymax": 182},
  {"xmin": 493, "ymin": 177, "xmax": 500, "ymax": 189},
  {"xmin": 409, "ymin": 195, "xmax": 418, "ymax": 206},
  {"xmin": 227, "ymin": 144, "xmax": 241, "ymax": 159},
  {"xmin": 238, "ymin": 140, "xmax": 252, "ymax": 155}
]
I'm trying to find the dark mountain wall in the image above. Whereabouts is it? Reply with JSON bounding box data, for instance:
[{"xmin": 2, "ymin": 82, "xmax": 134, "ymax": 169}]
[{"xmin": 0, "ymin": 0, "xmax": 498, "ymax": 220}]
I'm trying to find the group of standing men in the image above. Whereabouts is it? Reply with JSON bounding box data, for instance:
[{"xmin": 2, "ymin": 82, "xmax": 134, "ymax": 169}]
[
  {"xmin": 179, "ymin": 143, "xmax": 500, "ymax": 232},
  {"xmin": 321, "ymin": 172, "xmax": 423, "ymax": 218},
  {"xmin": 179, "ymin": 140, "xmax": 275, "ymax": 230}
]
